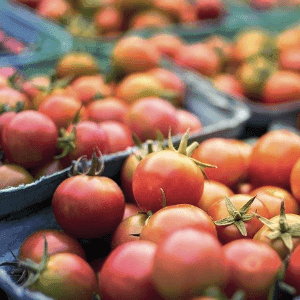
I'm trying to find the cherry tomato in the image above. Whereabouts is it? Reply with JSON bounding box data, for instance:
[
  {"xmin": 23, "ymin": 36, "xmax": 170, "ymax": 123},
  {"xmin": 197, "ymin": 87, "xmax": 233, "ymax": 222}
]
[
  {"xmin": 0, "ymin": 111, "xmax": 16, "ymax": 148},
  {"xmin": 140, "ymin": 204, "xmax": 217, "ymax": 244},
  {"xmin": 222, "ymin": 239, "xmax": 282, "ymax": 300},
  {"xmin": 248, "ymin": 130, "xmax": 300, "ymax": 190},
  {"xmin": 19, "ymin": 229, "xmax": 86, "ymax": 263},
  {"xmin": 152, "ymin": 228, "xmax": 229, "ymax": 300},
  {"xmin": 250, "ymin": 185, "xmax": 299, "ymax": 217},
  {"xmin": 99, "ymin": 240, "xmax": 164, "ymax": 300},
  {"xmin": 290, "ymin": 157, "xmax": 300, "ymax": 203},
  {"xmin": 2, "ymin": 110, "xmax": 58, "ymax": 169},
  {"xmin": 176, "ymin": 109, "xmax": 203, "ymax": 134},
  {"xmin": 123, "ymin": 203, "xmax": 141, "ymax": 220},
  {"xmin": 192, "ymin": 138, "xmax": 249, "ymax": 189},
  {"xmin": 208, "ymin": 194, "xmax": 270, "ymax": 244}
]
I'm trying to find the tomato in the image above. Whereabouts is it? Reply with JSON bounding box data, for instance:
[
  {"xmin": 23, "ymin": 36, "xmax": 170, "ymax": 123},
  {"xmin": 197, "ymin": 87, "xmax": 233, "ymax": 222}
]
[
  {"xmin": 97, "ymin": 121, "xmax": 134, "ymax": 154},
  {"xmin": 28, "ymin": 253, "xmax": 98, "ymax": 300},
  {"xmin": 250, "ymin": 185, "xmax": 299, "ymax": 217},
  {"xmin": 57, "ymin": 120, "xmax": 109, "ymax": 167},
  {"xmin": 0, "ymin": 111, "xmax": 16, "ymax": 148},
  {"xmin": 208, "ymin": 194, "xmax": 270, "ymax": 244},
  {"xmin": 284, "ymin": 243, "xmax": 300, "ymax": 294},
  {"xmin": 70, "ymin": 75, "xmax": 113, "ymax": 104},
  {"xmin": 253, "ymin": 205, "xmax": 300, "ymax": 260},
  {"xmin": 195, "ymin": 0, "xmax": 225, "ymax": 20},
  {"xmin": 222, "ymin": 239, "xmax": 282, "ymax": 300},
  {"xmin": 123, "ymin": 203, "xmax": 141, "ymax": 220},
  {"xmin": 139, "ymin": 204, "xmax": 217, "ymax": 244},
  {"xmin": 38, "ymin": 94, "xmax": 86, "ymax": 129},
  {"xmin": 0, "ymin": 87, "xmax": 30, "ymax": 110},
  {"xmin": 192, "ymin": 138, "xmax": 249, "ymax": 189},
  {"xmin": 37, "ymin": 0, "xmax": 71, "ymax": 22},
  {"xmin": 290, "ymin": 157, "xmax": 300, "ymax": 203},
  {"xmin": 152, "ymin": 228, "xmax": 229, "ymax": 300},
  {"xmin": 21, "ymin": 75, "xmax": 50, "ymax": 101},
  {"xmin": 198, "ymin": 180, "xmax": 234, "ymax": 213},
  {"xmin": 94, "ymin": 5, "xmax": 122, "ymax": 33},
  {"xmin": 2, "ymin": 110, "xmax": 58, "ymax": 169},
  {"xmin": 31, "ymin": 159, "xmax": 65, "ymax": 180},
  {"xmin": 86, "ymin": 97, "xmax": 129, "ymax": 124},
  {"xmin": 176, "ymin": 109, "xmax": 203, "ymax": 134},
  {"xmin": 111, "ymin": 212, "xmax": 148, "ymax": 249},
  {"xmin": 99, "ymin": 240, "xmax": 164, "ymax": 300},
  {"xmin": 248, "ymin": 130, "xmax": 300, "ymax": 190},
  {"xmin": 19, "ymin": 229, "xmax": 86, "ymax": 263},
  {"xmin": 0, "ymin": 164, "xmax": 34, "ymax": 189},
  {"xmin": 132, "ymin": 149, "xmax": 206, "ymax": 212},
  {"xmin": 52, "ymin": 157, "xmax": 125, "ymax": 238},
  {"xmin": 126, "ymin": 97, "xmax": 178, "ymax": 141}
]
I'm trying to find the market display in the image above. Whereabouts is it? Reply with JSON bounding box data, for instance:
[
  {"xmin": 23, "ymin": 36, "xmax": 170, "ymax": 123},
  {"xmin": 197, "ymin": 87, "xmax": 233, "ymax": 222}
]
[{"xmin": 1, "ymin": 0, "xmax": 300, "ymax": 299}]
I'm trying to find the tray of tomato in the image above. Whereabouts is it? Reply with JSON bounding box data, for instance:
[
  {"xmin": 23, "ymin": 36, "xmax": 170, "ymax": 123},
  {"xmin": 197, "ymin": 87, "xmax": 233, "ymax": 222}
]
[
  {"xmin": 1, "ymin": 127, "xmax": 300, "ymax": 299},
  {"xmin": 120, "ymin": 8, "xmax": 300, "ymax": 130}
]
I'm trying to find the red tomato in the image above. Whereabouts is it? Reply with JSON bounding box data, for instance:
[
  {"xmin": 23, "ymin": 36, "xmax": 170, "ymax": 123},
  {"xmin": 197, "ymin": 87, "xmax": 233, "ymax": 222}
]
[
  {"xmin": 290, "ymin": 157, "xmax": 300, "ymax": 203},
  {"xmin": 248, "ymin": 130, "xmax": 300, "ymax": 190},
  {"xmin": 111, "ymin": 212, "xmax": 148, "ymax": 249},
  {"xmin": 208, "ymin": 194, "xmax": 270, "ymax": 244},
  {"xmin": 250, "ymin": 185, "xmax": 299, "ymax": 217},
  {"xmin": 2, "ymin": 110, "xmax": 58, "ymax": 169},
  {"xmin": 192, "ymin": 138, "xmax": 249, "ymax": 189},
  {"xmin": 199, "ymin": 180, "xmax": 234, "ymax": 213},
  {"xmin": 222, "ymin": 239, "xmax": 282, "ymax": 300},
  {"xmin": 0, "ymin": 87, "xmax": 30, "ymax": 110},
  {"xmin": 123, "ymin": 203, "xmax": 141, "ymax": 220},
  {"xmin": 97, "ymin": 121, "xmax": 134, "ymax": 154},
  {"xmin": 126, "ymin": 97, "xmax": 178, "ymax": 142},
  {"xmin": 176, "ymin": 109, "xmax": 203, "ymax": 134},
  {"xmin": 152, "ymin": 228, "xmax": 229, "ymax": 299},
  {"xmin": 57, "ymin": 120, "xmax": 109, "ymax": 167},
  {"xmin": 52, "ymin": 173, "xmax": 125, "ymax": 239},
  {"xmin": 0, "ymin": 111, "xmax": 16, "ymax": 147},
  {"xmin": 86, "ymin": 97, "xmax": 129, "ymax": 124},
  {"xmin": 38, "ymin": 94, "xmax": 86, "ymax": 129},
  {"xmin": 99, "ymin": 240, "xmax": 164, "ymax": 300},
  {"xmin": 139, "ymin": 204, "xmax": 217, "ymax": 244},
  {"xmin": 19, "ymin": 229, "xmax": 86, "ymax": 263},
  {"xmin": 21, "ymin": 75, "xmax": 50, "ymax": 100},
  {"xmin": 132, "ymin": 149, "xmax": 205, "ymax": 212},
  {"xmin": 284, "ymin": 243, "xmax": 300, "ymax": 294},
  {"xmin": 28, "ymin": 253, "xmax": 98, "ymax": 300}
]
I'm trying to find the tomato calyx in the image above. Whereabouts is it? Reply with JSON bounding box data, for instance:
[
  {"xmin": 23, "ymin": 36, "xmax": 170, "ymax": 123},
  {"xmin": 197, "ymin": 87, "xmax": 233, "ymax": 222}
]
[
  {"xmin": 0, "ymin": 101, "xmax": 24, "ymax": 114},
  {"xmin": 256, "ymin": 201, "xmax": 300, "ymax": 252},
  {"xmin": 0, "ymin": 237, "xmax": 49, "ymax": 288},
  {"xmin": 55, "ymin": 126, "xmax": 77, "ymax": 159},
  {"xmin": 70, "ymin": 150, "xmax": 105, "ymax": 177},
  {"xmin": 133, "ymin": 131, "xmax": 165, "ymax": 161},
  {"xmin": 213, "ymin": 196, "xmax": 256, "ymax": 236},
  {"xmin": 167, "ymin": 129, "xmax": 217, "ymax": 178}
]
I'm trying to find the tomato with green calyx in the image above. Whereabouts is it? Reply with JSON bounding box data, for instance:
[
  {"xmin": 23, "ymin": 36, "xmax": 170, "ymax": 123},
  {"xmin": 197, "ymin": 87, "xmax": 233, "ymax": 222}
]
[
  {"xmin": 0, "ymin": 238, "xmax": 98, "ymax": 300},
  {"xmin": 254, "ymin": 201, "xmax": 300, "ymax": 260},
  {"xmin": 52, "ymin": 151, "xmax": 125, "ymax": 239},
  {"xmin": 132, "ymin": 129, "xmax": 216, "ymax": 212},
  {"xmin": 208, "ymin": 194, "xmax": 270, "ymax": 244}
]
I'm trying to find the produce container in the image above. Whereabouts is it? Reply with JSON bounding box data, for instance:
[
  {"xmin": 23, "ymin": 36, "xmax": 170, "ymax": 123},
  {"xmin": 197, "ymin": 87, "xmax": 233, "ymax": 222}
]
[{"xmin": 0, "ymin": 0, "xmax": 73, "ymax": 76}]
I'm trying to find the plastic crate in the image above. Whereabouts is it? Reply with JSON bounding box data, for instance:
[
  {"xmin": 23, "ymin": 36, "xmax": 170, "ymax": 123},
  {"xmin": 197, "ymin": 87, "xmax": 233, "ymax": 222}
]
[{"xmin": 0, "ymin": 0, "xmax": 73, "ymax": 77}]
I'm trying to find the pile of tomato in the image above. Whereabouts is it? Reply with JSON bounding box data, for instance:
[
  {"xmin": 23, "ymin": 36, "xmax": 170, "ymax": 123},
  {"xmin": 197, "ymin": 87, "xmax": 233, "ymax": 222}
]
[{"xmin": 1, "ymin": 34, "xmax": 300, "ymax": 300}]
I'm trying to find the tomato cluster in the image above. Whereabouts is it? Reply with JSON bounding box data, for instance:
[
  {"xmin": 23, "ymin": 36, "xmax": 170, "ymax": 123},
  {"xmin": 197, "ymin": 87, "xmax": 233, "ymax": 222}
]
[
  {"xmin": 0, "ymin": 49, "xmax": 203, "ymax": 190},
  {"xmin": 3, "ymin": 128, "xmax": 300, "ymax": 300}
]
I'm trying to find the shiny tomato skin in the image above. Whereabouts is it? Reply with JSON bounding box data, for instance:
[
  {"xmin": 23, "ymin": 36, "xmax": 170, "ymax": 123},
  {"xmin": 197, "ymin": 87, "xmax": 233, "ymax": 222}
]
[
  {"xmin": 2, "ymin": 110, "xmax": 58, "ymax": 169},
  {"xmin": 132, "ymin": 150, "xmax": 205, "ymax": 212},
  {"xmin": 29, "ymin": 253, "xmax": 98, "ymax": 300},
  {"xmin": 198, "ymin": 180, "xmax": 234, "ymax": 213},
  {"xmin": 99, "ymin": 240, "xmax": 164, "ymax": 300},
  {"xmin": 250, "ymin": 185, "xmax": 299, "ymax": 217},
  {"xmin": 253, "ymin": 213, "xmax": 300, "ymax": 260},
  {"xmin": 290, "ymin": 157, "xmax": 300, "ymax": 203},
  {"xmin": 248, "ymin": 130, "xmax": 300, "ymax": 190},
  {"xmin": 222, "ymin": 239, "xmax": 282, "ymax": 300},
  {"xmin": 152, "ymin": 228, "xmax": 229, "ymax": 300},
  {"xmin": 19, "ymin": 229, "xmax": 86, "ymax": 263},
  {"xmin": 208, "ymin": 194, "xmax": 270, "ymax": 244},
  {"xmin": 284, "ymin": 244, "xmax": 300, "ymax": 294},
  {"xmin": 52, "ymin": 175, "xmax": 125, "ymax": 239},
  {"xmin": 123, "ymin": 203, "xmax": 141, "ymax": 220},
  {"xmin": 191, "ymin": 138, "xmax": 249, "ymax": 189},
  {"xmin": 0, "ymin": 111, "xmax": 16, "ymax": 148},
  {"xmin": 140, "ymin": 204, "xmax": 217, "ymax": 244}
]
